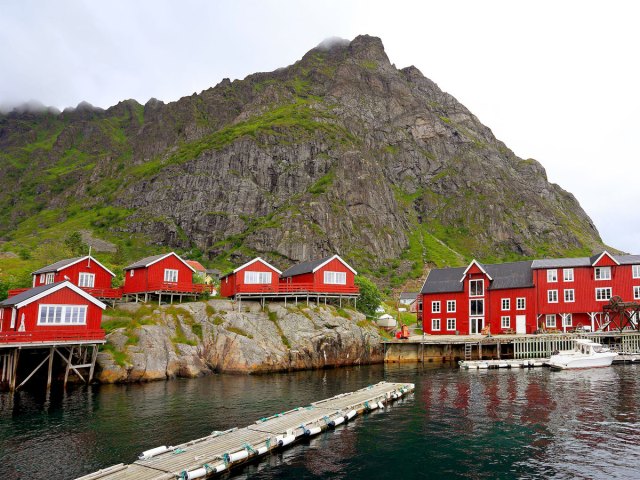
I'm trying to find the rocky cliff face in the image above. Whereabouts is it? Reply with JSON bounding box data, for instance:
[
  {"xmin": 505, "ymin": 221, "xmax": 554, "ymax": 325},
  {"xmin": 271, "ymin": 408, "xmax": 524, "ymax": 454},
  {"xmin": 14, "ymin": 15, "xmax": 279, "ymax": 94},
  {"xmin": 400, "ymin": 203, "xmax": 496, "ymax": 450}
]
[
  {"xmin": 0, "ymin": 35, "xmax": 606, "ymax": 281},
  {"xmin": 96, "ymin": 300, "xmax": 383, "ymax": 382}
]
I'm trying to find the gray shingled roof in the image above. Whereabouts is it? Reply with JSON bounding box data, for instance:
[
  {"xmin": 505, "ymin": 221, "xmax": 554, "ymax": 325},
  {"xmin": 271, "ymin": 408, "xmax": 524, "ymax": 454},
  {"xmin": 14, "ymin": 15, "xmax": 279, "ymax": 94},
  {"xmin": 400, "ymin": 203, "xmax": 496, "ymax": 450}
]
[
  {"xmin": 421, "ymin": 261, "xmax": 534, "ymax": 294},
  {"xmin": 532, "ymin": 253, "xmax": 640, "ymax": 269},
  {"xmin": 281, "ymin": 256, "xmax": 333, "ymax": 278},
  {"xmin": 618, "ymin": 254, "xmax": 640, "ymax": 265},
  {"xmin": 0, "ymin": 282, "xmax": 63, "ymax": 307},
  {"xmin": 33, "ymin": 257, "xmax": 85, "ymax": 274},
  {"xmin": 400, "ymin": 292, "xmax": 419, "ymax": 301},
  {"xmin": 124, "ymin": 253, "xmax": 170, "ymax": 270}
]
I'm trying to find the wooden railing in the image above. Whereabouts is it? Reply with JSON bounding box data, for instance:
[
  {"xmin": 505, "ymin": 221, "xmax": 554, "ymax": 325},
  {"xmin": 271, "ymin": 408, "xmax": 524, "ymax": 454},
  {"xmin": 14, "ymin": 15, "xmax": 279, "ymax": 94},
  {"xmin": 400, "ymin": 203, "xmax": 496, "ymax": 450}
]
[
  {"xmin": 7, "ymin": 286, "xmax": 124, "ymax": 300},
  {"xmin": 234, "ymin": 283, "xmax": 360, "ymax": 295},
  {"xmin": 126, "ymin": 282, "xmax": 212, "ymax": 295},
  {"xmin": 0, "ymin": 329, "xmax": 106, "ymax": 344}
]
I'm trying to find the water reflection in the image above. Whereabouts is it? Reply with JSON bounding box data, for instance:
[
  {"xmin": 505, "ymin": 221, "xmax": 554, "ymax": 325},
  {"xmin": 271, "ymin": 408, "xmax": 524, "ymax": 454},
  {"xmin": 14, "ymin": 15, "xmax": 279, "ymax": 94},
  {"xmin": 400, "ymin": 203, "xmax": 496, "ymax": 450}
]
[{"xmin": 1, "ymin": 364, "xmax": 639, "ymax": 479}]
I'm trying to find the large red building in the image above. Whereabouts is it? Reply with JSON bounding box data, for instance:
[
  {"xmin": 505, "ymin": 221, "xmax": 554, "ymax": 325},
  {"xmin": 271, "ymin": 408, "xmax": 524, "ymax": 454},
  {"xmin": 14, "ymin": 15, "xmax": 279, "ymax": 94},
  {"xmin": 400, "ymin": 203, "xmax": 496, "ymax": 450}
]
[
  {"xmin": 280, "ymin": 255, "xmax": 359, "ymax": 294},
  {"xmin": 0, "ymin": 281, "xmax": 106, "ymax": 343},
  {"xmin": 420, "ymin": 252, "xmax": 640, "ymax": 335}
]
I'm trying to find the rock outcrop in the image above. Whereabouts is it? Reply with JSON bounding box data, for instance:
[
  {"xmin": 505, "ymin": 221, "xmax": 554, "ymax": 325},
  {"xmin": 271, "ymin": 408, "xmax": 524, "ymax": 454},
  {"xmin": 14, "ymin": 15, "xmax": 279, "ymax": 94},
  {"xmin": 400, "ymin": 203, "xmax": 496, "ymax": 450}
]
[{"xmin": 96, "ymin": 300, "xmax": 383, "ymax": 382}]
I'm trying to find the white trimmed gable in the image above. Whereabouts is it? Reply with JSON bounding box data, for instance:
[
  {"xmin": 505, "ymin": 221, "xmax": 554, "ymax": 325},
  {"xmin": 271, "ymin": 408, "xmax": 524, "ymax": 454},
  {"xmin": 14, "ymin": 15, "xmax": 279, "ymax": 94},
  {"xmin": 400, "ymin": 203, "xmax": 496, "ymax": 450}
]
[
  {"xmin": 15, "ymin": 281, "xmax": 107, "ymax": 310},
  {"xmin": 233, "ymin": 257, "xmax": 283, "ymax": 275},
  {"xmin": 311, "ymin": 254, "xmax": 357, "ymax": 275},
  {"xmin": 459, "ymin": 259, "xmax": 493, "ymax": 282},
  {"xmin": 145, "ymin": 252, "xmax": 197, "ymax": 273},
  {"xmin": 591, "ymin": 251, "xmax": 620, "ymax": 267}
]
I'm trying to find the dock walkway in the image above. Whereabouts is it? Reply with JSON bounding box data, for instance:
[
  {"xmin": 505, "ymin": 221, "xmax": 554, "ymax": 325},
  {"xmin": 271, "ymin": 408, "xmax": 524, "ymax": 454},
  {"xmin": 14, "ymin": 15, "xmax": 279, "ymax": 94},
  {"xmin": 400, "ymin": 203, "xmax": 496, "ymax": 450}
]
[{"xmin": 78, "ymin": 381, "xmax": 414, "ymax": 480}]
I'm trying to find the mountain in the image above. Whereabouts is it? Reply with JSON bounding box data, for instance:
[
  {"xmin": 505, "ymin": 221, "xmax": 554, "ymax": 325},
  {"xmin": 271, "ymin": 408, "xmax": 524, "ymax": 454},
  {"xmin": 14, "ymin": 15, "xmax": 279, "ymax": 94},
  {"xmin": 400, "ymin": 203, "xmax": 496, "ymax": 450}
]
[{"xmin": 0, "ymin": 35, "xmax": 607, "ymax": 287}]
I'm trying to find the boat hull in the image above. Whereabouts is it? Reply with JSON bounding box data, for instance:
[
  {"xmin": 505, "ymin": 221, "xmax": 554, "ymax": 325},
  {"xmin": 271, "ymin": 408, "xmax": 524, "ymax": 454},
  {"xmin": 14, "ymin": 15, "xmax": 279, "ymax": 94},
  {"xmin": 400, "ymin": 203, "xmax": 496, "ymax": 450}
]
[{"xmin": 548, "ymin": 352, "xmax": 617, "ymax": 370}]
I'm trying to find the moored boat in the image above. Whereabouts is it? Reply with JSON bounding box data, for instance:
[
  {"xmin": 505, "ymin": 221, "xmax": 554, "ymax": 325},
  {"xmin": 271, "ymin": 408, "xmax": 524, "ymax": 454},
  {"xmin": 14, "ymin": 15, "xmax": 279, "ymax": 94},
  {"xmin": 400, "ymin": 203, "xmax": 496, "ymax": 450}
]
[{"xmin": 548, "ymin": 339, "xmax": 617, "ymax": 370}]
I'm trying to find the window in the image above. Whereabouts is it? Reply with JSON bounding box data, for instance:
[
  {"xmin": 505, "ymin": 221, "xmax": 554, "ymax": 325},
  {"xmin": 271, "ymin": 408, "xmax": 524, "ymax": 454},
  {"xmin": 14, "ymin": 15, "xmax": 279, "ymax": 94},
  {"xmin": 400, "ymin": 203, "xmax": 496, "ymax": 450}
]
[
  {"xmin": 562, "ymin": 314, "xmax": 573, "ymax": 327},
  {"xmin": 595, "ymin": 267, "xmax": 611, "ymax": 280},
  {"xmin": 469, "ymin": 279, "xmax": 484, "ymax": 297},
  {"xmin": 446, "ymin": 300, "xmax": 456, "ymax": 313},
  {"xmin": 45, "ymin": 273, "xmax": 55, "ymax": 284},
  {"xmin": 446, "ymin": 318, "xmax": 456, "ymax": 331},
  {"xmin": 432, "ymin": 301, "xmax": 441, "ymax": 313},
  {"xmin": 130, "ymin": 269, "xmax": 134, "ymax": 277},
  {"xmin": 417, "ymin": 300, "xmax": 423, "ymax": 313},
  {"xmin": 38, "ymin": 305, "xmax": 87, "ymax": 325},
  {"xmin": 244, "ymin": 271, "xmax": 272, "ymax": 284},
  {"xmin": 545, "ymin": 314, "xmax": 556, "ymax": 328},
  {"xmin": 595, "ymin": 287, "xmax": 612, "ymax": 301},
  {"xmin": 516, "ymin": 298, "xmax": 526, "ymax": 310},
  {"xmin": 324, "ymin": 271, "xmax": 346, "ymax": 285},
  {"xmin": 633, "ymin": 265, "xmax": 640, "ymax": 279},
  {"xmin": 634, "ymin": 286, "xmax": 640, "ymax": 300},
  {"xmin": 547, "ymin": 269, "xmax": 558, "ymax": 282},
  {"xmin": 432, "ymin": 318, "xmax": 441, "ymax": 331},
  {"xmin": 39, "ymin": 274, "xmax": 45, "ymax": 283},
  {"xmin": 78, "ymin": 273, "xmax": 95, "ymax": 288},
  {"xmin": 501, "ymin": 298, "xmax": 510, "ymax": 311},
  {"xmin": 501, "ymin": 316, "xmax": 510, "ymax": 329},
  {"xmin": 470, "ymin": 299, "xmax": 484, "ymax": 316},
  {"xmin": 0, "ymin": 309, "xmax": 3, "ymax": 320},
  {"xmin": 164, "ymin": 269, "xmax": 178, "ymax": 283},
  {"xmin": 563, "ymin": 268, "xmax": 574, "ymax": 282},
  {"xmin": 564, "ymin": 289, "xmax": 575, "ymax": 303},
  {"xmin": 547, "ymin": 290, "xmax": 558, "ymax": 303}
]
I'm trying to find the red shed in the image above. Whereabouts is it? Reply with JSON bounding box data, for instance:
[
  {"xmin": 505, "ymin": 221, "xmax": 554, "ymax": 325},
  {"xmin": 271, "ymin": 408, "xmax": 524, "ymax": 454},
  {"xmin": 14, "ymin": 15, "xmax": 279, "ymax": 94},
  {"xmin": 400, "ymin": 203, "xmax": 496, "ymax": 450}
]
[
  {"xmin": 0, "ymin": 281, "xmax": 106, "ymax": 344},
  {"xmin": 220, "ymin": 257, "xmax": 282, "ymax": 298},
  {"xmin": 280, "ymin": 255, "xmax": 359, "ymax": 294},
  {"xmin": 28, "ymin": 255, "xmax": 119, "ymax": 299},
  {"xmin": 122, "ymin": 252, "xmax": 202, "ymax": 296}
]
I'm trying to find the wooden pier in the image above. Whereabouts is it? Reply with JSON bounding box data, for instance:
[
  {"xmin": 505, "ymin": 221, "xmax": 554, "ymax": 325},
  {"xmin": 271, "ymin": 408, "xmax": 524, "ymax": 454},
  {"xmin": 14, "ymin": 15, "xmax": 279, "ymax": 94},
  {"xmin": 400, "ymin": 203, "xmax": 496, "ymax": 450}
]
[{"xmin": 77, "ymin": 381, "xmax": 414, "ymax": 480}]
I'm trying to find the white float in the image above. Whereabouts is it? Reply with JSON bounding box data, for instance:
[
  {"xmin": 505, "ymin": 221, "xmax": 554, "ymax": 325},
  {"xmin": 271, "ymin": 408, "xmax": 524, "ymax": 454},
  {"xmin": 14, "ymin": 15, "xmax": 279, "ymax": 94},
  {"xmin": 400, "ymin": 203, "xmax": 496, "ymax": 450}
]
[{"xmin": 139, "ymin": 446, "xmax": 169, "ymax": 460}]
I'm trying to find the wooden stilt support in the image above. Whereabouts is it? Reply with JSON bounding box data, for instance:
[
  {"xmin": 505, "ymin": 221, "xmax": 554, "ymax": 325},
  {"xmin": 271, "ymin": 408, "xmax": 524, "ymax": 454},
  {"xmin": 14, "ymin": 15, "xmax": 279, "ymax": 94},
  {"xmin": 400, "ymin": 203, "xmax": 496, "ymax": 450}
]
[
  {"xmin": 47, "ymin": 346, "xmax": 54, "ymax": 389},
  {"xmin": 64, "ymin": 346, "xmax": 74, "ymax": 388},
  {"xmin": 17, "ymin": 353, "xmax": 51, "ymax": 390},
  {"xmin": 88, "ymin": 344, "xmax": 99, "ymax": 383},
  {"xmin": 9, "ymin": 348, "xmax": 19, "ymax": 392}
]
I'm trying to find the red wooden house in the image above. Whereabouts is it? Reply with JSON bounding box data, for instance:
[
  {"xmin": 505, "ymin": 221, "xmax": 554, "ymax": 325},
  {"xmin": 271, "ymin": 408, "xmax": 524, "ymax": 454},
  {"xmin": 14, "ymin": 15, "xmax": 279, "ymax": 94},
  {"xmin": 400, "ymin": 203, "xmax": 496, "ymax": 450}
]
[
  {"xmin": 220, "ymin": 257, "xmax": 282, "ymax": 298},
  {"xmin": 28, "ymin": 255, "xmax": 120, "ymax": 299},
  {"xmin": 280, "ymin": 255, "xmax": 359, "ymax": 294},
  {"xmin": 123, "ymin": 252, "xmax": 205, "ymax": 297},
  {"xmin": 0, "ymin": 281, "xmax": 106, "ymax": 344},
  {"xmin": 421, "ymin": 260, "xmax": 536, "ymax": 335}
]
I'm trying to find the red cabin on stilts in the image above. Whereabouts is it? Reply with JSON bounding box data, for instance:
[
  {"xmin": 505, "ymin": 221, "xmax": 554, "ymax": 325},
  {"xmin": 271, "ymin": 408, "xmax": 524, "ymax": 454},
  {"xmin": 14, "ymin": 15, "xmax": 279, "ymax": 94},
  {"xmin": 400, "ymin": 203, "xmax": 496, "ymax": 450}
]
[
  {"xmin": 220, "ymin": 257, "xmax": 282, "ymax": 298},
  {"xmin": 280, "ymin": 255, "xmax": 359, "ymax": 295}
]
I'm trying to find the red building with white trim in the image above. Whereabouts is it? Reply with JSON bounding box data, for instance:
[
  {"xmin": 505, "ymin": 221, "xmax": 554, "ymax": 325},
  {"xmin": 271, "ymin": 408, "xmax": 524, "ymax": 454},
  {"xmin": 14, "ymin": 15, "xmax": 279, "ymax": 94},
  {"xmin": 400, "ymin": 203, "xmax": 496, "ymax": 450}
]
[
  {"xmin": 420, "ymin": 251, "xmax": 640, "ymax": 335},
  {"xmin": 0, "ymin": 281, "xmax": 106, "ymax": 344},
  {"xmin": 220, "ymin": 257, "xmax": 282, "ymax": 298},
  {"xmin": 280, "ymin": 255, "xmax": 359, "ymax": 294},
  {"xmin": 123, "ymin": 252, "xmax": 204, "ymax": 297}
]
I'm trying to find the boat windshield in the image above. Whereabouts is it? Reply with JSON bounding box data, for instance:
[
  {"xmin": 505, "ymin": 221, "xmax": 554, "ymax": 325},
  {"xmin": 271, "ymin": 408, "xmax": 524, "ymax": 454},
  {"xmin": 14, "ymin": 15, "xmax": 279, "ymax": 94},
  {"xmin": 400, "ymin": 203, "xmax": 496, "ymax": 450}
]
[{"xmin": 592, "ymin": 344, "xmax": 604, "ymax": 353}]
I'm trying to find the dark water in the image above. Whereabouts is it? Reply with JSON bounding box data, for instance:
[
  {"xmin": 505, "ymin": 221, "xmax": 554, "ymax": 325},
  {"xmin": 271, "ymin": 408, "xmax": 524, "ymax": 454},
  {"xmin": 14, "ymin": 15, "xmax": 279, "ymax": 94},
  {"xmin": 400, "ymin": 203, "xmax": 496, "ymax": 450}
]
[{"xmin": 1, "ymin": 364, "xmax": 639, "ymax": 479}]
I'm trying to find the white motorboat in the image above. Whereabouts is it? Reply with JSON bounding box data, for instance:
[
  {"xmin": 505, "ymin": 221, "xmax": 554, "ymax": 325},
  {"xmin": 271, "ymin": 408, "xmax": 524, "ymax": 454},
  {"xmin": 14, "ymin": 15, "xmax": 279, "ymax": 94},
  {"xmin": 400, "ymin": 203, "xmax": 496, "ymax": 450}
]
[{"xmin": 548, "ymin": 339, "xmax": 617, "ymax": 370}]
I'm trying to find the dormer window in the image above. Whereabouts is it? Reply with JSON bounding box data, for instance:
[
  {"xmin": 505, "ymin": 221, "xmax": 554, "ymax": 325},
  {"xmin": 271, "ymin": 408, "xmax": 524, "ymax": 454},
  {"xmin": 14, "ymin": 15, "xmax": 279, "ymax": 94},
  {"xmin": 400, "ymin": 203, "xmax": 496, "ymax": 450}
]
[
  {"xmin": 469, "ymin": 279, "xmax": 484, "ymax": 297},
  {"xmin": 594, "ymin": 267, "xmax": 611, "ymax": 280}
]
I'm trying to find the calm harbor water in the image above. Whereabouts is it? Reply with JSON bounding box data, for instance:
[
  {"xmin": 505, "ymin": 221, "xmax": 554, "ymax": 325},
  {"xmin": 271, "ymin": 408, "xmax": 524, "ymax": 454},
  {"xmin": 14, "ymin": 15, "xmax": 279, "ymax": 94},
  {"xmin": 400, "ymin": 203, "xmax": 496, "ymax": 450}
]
[{"xmin": 1, "ymin": 363, "xmax": 639, "ymax": 479}]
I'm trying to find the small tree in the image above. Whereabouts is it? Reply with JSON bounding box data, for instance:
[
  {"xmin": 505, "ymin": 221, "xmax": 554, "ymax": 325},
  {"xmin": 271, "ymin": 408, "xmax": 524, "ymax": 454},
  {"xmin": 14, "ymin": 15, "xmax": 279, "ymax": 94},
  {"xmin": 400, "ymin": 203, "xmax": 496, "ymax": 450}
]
[
  {"xmin": 65, "ymin": 231, "xmax": 88, "ymax": 256},
  {"xmin": 355, "ymin": 276, "xmax": 381, "ymax": 319}
]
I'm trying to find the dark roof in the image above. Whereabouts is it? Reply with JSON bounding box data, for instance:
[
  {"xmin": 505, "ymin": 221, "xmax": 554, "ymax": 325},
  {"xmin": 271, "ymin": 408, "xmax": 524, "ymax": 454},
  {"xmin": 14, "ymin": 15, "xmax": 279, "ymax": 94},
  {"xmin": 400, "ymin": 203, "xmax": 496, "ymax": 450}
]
[
  {"xmin": 124, "ymin": 253, "xmax": 170, "ymax": 270},
  {"xmin": 281, "ymin": 256, "xmax": 333, "ymax": 278},
  {"xmin": 33, "ymin": 257, "xmax": 84, "ymax": 274},
  {"xmin": 421, "ymin": 260, "xmax": 534, "ymax": 294},
  {"xmin": 0, "ymin": 282, "xmax": 64, "ymax": 307},
  {"xmin": 532, "ymin": 253, "xmax": 640, "ymax": 269}
]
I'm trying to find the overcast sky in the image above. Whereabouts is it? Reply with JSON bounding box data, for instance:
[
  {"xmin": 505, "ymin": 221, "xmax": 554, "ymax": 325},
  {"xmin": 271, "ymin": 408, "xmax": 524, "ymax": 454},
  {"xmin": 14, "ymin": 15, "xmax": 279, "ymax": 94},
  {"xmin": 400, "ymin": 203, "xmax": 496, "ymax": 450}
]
[{"xmin": 1, "ymin": 0, "xmax": 638, "ymax": 254}]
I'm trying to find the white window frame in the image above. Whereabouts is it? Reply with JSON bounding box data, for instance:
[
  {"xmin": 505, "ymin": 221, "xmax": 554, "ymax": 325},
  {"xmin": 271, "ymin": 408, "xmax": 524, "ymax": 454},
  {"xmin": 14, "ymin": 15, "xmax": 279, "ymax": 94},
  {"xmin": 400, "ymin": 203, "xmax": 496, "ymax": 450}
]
[
  {"xmin": 562, "ymin": 314, "xmax": 573, "ymax": 327},
  {"xmin": 446, "ymin": 300, "xmax": 456, "ymax": 313},
  {"xmin": 164, "ymin": 269, "xmax": 179, "ymax": 283},
  {"xmin": 564, "ymin": 289, "xmax": 575, "ymax": 303},
  {"xmin": 45, "ymin": 273, "xmax": 55, "ymax": 285},
  {"xmin": 634, "ymin": 286, "xmax": 640, "ymax": 300},
  {"xmin": 469, "ymin": 279, "xmax": 484, "ymax": 297},
  {"xmin": 432, "ymin": 301, "xmax": 441, "ymax": 314},
  {"xmin": 37, "ymin": 304, "xmax": 87, "ymax": 326},
  {"xmin": 323, "ymin": 271, "xmax": 346, "ymax": 285},
  {"xmin": 633, "ymin": 265, "xmax": 640, "ymax": 279},
  {"xmin": 547, "ymin": 290, "xmax": 558, "ymax": 303},
  {"xmin": 545, "ymin": 314, "xmax": 556, "ymax": 328},
  {"xmin": 469, "ymin": 299, "xmax": 484, "ymax": 316},
  {"xmin": 39, "ymin": 274, "xmax": 45, "ymax": 283},
  {"xmin": 594, "ymin": 266, "xmax": 611, "ymax": 281},
  {"xmin": 0, "ymin": 309, "xmax": 3, "ymax": 320},
  {"xmin": 432, "ymin": 318, "xmax": 441, "ymax": 331},
  {"xmin": 547, "ymin": 269, "xmax": 558, "ymax": 282},
  {"xmin": 516, "ymin": 297, "xmax": 526, "ymax": 310},
  {"xmin": 446, "ymin": 318, "xmax": 456, "ymax": 331},
  {"xmin": 563, "ymin": 268, "xmax": 574, "ymax": 282},
  {"xmin": 501, "ymin": 316, "xmax": 510, "ymax": 329},
  {"xmin": 595, "ymin": 287, "xmax": 612, "ymax": 301},
  {"xmin": 78, "ymin": 272, "xmax": 95, "ymax": 288},
  {"xmin": 244, "ymin": 271, "xmax": 272, "ymax": 284},
  {"xmin": 130, "ymin": 269, "xmax": 134, "ymax": 277},
  {"xmin": 501, "ymin": 298, "xmax": 510, "ymax": 311}
]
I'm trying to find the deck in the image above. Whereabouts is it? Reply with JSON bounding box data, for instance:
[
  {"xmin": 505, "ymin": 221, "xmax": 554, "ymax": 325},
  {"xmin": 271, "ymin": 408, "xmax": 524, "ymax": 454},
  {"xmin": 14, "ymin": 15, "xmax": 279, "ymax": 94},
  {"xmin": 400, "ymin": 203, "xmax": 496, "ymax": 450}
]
[{"xmin": 77, "ymin": 381, "xmax": 414, "ymax": 480}]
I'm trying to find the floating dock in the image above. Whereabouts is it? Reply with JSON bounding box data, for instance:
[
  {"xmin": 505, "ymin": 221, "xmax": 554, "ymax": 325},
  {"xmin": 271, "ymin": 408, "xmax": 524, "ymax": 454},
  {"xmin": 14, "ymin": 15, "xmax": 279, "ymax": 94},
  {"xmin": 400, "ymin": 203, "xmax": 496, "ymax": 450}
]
[
  {"xmin": 459, "ymin": 358, "xmax": 548, "ymax": 369},
  {"xmin": 77, "ymin": 381, "xmax": 414, "ymax": 480}
]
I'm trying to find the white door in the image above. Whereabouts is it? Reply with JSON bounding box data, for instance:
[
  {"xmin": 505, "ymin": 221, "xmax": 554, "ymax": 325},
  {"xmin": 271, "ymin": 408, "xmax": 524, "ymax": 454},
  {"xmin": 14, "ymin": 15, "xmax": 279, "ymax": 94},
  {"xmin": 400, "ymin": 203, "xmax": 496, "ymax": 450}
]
[
  {"xmin": 470, "ymin": 317, "xmax": 484, "ymax": 335},
  {"xmin": 516, "ymin": 315, "xmax": 526, "ymax": 334}
]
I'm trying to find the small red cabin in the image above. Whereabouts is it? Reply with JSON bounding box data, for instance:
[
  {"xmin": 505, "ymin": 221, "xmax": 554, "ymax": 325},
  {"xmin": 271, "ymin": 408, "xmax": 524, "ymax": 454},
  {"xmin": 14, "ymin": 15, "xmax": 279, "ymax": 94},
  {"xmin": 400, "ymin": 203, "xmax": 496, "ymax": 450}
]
[
  {"xmin": 0, "ymin": 281, "xmax": 106, "ymax": 343},
  {"xmin": 280, "ymin": 255, "xmax": 359, "ymax": 294},
  {"xmin": 220, "ymin": 257, "xmax": 282, "ymax": 298},
  {"xmin": 29, "ymin": 255, "xmax": 119, "ymax": 299},
  {"xmin": 123, "ymin": 252, "xmax": 202, "ymax": 295}
]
